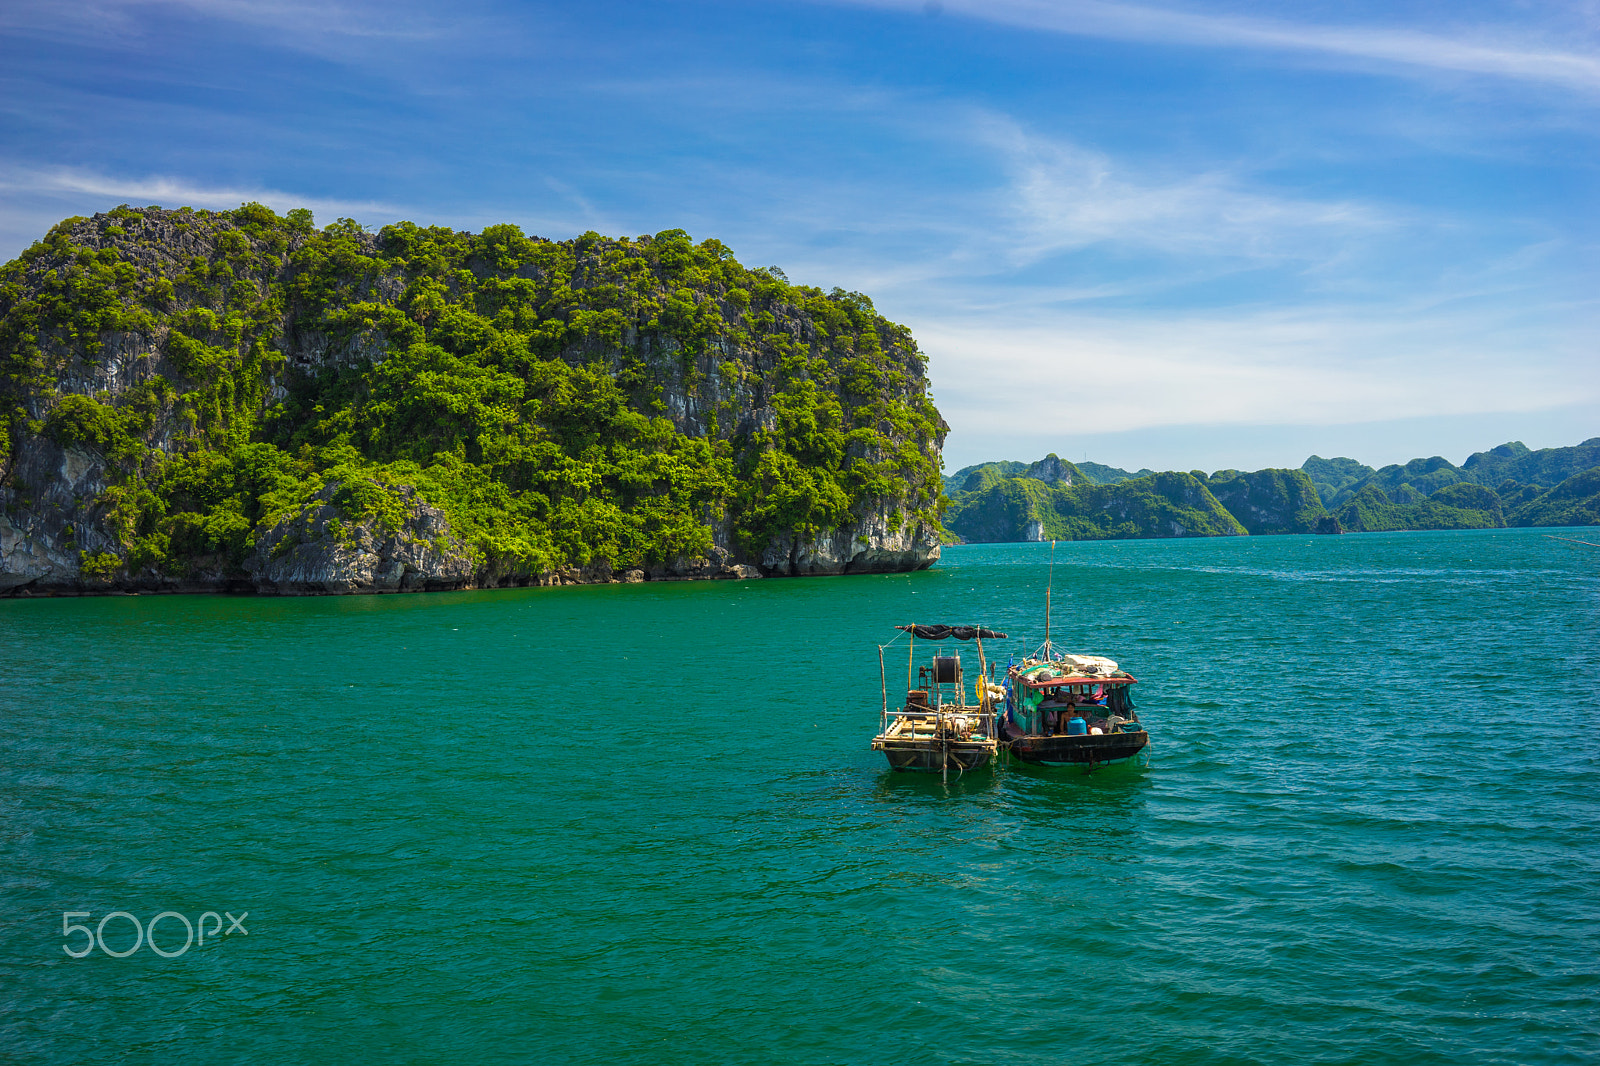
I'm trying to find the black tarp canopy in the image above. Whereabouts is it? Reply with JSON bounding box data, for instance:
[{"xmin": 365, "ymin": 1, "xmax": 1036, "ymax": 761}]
[{"xmin": 895, "ymin": 625, "xmax": 1007, "ymax": 640}]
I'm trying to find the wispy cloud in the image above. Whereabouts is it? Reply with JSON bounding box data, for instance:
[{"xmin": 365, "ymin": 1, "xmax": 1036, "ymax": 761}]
[
  {"xmin": 834, "ymin": 0, "xmax": 1600, "ymax": 94},
  {"xmin": 0, "ymin": 167, "xmax": 404, "ymax": 222},
  {"xmin": 0, "ymin": 166, "xmax": 692, "ymax": 254},
  {"xmin": 747, "ymin": 109, "xmax": 1406, "ymax": 311},
  {"xmin": 0, "ymin": 0, "xmax": 465, "ymax": 60},
  {"xmin": 754, "ymin": 108, "xmax": 1594, "ymax": 454},
  {"xmin": 146, "ymin": 0, "xmax": 450, "ymax": 38},
  {"xmin": 975, "ymin": 115, "xmax": 1392, "ymax": 268}
]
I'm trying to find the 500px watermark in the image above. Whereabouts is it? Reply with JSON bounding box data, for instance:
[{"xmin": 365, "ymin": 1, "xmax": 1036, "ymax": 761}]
[{"xmin": 62, "ymin": 910, "xmax": 248, "ymax": 958}]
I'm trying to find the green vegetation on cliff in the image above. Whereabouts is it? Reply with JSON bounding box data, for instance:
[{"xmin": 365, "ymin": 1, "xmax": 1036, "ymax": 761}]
[
  {"xmin": 1075, "ymin": 461, "xmax": 1155, "ymax": 485},
  {"xmin": 1203, "ymin": 468, "xmax": 1328, "ymax": 535},
  {"xmin": 1342, "ymin": 455, "xmax": 1470, "ymax": 506},
  {"xmin": 943, "ymin": 437, "xmax": 1600, "ymax": 543},
  {"xmin": 0, "ymin": 205, "xmax": 945, "ymax": 585},
  {"xmin": 1506, "ymin": 468, "xmax": 1600, "ymax": 528},
  {"xmin": 1463, "ymin": 438, "xmax": 1600, "ymax": 489},
  {"xmin": 942, "ymin": 459, "xmax": 1028, "ymax": 495},
  {"xmin": 945, "ymin": 469, "xmax": 1245, "ymax": 542},
  {"xmin": 1307, "ymin": 439, "xmax": 1600, "ymax": 512},
  {"xmin": 1331, "ymin": 483, "xmax": 1502, "ymax": 533},
  {"xmin": 1303, "ymin": 455, "xmax": 1376, "ymax": 507}
]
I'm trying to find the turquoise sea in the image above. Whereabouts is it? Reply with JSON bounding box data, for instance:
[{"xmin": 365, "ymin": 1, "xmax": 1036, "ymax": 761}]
[{"xmin": 3, "ymin": 528, "xmax": 1597, "ymax": 1064}]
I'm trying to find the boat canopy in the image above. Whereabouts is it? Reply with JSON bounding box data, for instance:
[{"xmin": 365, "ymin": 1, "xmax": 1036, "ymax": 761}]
[
  {"xmin": 895, "ymin": 625, "xmax": 1008, "ymax": 641},
  {"xmin": 1014, "ymin": 672, "xmax": 1136, "ymax": 689}
]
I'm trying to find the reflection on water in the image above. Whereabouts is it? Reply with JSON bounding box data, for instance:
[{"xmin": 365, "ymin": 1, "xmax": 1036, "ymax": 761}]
[{"xmin": 868, "ymin": 766, "xmax": 1002, "ymax": 801}]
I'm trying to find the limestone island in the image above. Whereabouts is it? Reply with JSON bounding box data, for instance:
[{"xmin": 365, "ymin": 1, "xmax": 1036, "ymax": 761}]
[{"xmin": 0, "ymin": 206, "xmax": 945, "ymax": 595}]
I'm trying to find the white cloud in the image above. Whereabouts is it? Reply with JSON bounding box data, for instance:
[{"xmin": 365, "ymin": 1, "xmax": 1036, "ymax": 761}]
[
  {"xmin": 657, "ymin": 102, "xmax": 1591, "ymax": 462},
  {"xmin": 0, "ymin": 167, "xmax": 403, "ymax": 223},
  {"xmin": 833, "ymin": 0, "xmax": 1600, "ymax": 94},
  {"xmin": 0, "ymin": 167, "xmax": 652, "ymax": 257},
  {"xmin": 907, "ymin": 122, "xmax": 1593, "ymax": 454},
  {"xmin": 917, "ymin": 298, "xmax": 1597, "ymax": 457},
  {"xmin": 974, "ymin": 115, "xmax": 1392, "ymax": 268}
]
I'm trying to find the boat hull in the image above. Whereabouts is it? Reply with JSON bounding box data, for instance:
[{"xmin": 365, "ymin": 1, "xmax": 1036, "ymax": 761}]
[
  {"xmin": 873, "ymin": 738, "xmax": 996, "ymax": 773},
  {"xmin": 1005, "ymin": 728, "xmax": 1150, "ymax": 770}
]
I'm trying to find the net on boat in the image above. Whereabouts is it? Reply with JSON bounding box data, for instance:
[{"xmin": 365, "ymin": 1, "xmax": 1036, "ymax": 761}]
[{"xmin": 894, "ymin": 625, "xmax": 1007, "ymax": 640}]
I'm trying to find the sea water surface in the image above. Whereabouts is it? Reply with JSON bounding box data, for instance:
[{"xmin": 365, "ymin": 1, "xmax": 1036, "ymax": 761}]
[{"xmin": 2, "ymin": 528, "xmax": 1598, "ymax": 1064}]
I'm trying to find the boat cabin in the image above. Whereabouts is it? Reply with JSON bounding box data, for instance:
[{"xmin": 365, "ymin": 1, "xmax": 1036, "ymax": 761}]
[
  {"xmin": 1000, "ymin": 651, "xmax": 1150, "ymax": 770},
  {"xmin": 1009, "ymin": 671, "xmax": 1139, "ymax": 737}
]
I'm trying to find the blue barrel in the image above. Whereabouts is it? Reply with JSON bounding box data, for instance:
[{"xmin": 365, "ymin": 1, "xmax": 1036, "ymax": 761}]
[{"xmin": 1067, "ymin": 717, "xmax": 1087, "ymax": 736}]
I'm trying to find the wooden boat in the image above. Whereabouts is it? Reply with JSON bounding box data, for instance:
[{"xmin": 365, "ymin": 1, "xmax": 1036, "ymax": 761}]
[
  {"xmin": 871, "ymin": 625, "xmax": 1007, "ymax": 779},
  {"xmin": 999, "ymin": 652, "xmax": 1149, "ymax": 771},
  {"xmin": 995, "ymin": 541, "xmax": 1150, "ymax": 772}
]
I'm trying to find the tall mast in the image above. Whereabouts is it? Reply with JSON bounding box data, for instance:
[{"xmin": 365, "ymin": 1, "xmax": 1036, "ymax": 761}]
[
  {"xmin": 1044, "ymin": 539, "xmax": 1056, "ymax": 659},
  {"xmin": 907, "ymin": 626, "xmax": 915, "ymax": 694}
]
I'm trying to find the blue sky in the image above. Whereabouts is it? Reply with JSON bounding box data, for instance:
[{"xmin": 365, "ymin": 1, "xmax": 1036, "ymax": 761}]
[{"xmin": 2, "ymin": 0, "xmax": 1595, "ymax": 473}]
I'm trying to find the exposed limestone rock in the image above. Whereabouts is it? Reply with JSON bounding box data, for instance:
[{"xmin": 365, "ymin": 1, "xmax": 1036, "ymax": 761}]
[
  {"xmin": 0, "ymin": 435, "xmax": 115, "ymax": 593},
  {"xmin": 244, "ymin": 482, "xmax": 474, "ymax": 595},
  {"xmin": 1022, "ymin": 455, "xmax": 1074, "ymax": 486},
  {"xmin": 0, "ymin": 511, "xmax": 74, "ymax": 592},
  {"xmin": 758, "ymin": 503, "xmax": 941, "ymax": 576}
]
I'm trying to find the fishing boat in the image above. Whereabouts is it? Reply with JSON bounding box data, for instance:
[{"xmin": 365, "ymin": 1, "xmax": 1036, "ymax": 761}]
[
  {"xmin": 871, "ymin": 624, "xmax": 1008, "ymax": 780},
  {"xmin": 996, "ymin": 541, "xmax": 1150, "ymax": 771},
  {"xmin": 999, "ymin": 652, "xmax": 1149, "ymax": 770}
]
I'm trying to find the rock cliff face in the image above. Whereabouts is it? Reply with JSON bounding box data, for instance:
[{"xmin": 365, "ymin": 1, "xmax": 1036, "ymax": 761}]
[{"xmin": 0, "ymin": 207, "xmax": 945, "ymax": 595}]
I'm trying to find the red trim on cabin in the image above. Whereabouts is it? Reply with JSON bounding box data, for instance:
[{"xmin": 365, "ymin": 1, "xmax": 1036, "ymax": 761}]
[{"xmin": 1014, "ymin": 674, "xmax": 1137, "ymax": 689}]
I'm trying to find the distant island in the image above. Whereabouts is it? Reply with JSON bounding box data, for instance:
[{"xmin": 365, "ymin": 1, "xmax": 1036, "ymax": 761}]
[
  {"xmin": 0, "ymin": 206, "xmax": 946, "ymax": 595},
  {"xmin": 941, "ymin": 439, "xmax": 1600, "ymax": 542}
]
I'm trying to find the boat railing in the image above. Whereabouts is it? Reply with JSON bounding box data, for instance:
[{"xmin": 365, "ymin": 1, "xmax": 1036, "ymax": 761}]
[{"xmin": 880, "ymin": 704, "xmax": 997, "ymax": 742}]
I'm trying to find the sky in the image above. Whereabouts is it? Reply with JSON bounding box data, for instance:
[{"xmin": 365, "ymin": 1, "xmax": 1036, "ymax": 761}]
[{"xmin": 1, "ymin": 0, "xmax": 1595, "ymax": 473}]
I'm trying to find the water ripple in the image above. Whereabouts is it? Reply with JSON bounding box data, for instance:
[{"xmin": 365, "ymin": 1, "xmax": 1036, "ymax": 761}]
[{"xmin": 1, "ymin": 528, "xmax": 1597, "ymax": 1063}]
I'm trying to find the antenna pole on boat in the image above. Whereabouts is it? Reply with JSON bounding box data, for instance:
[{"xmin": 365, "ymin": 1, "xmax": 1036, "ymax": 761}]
[
  {"xmin": 907, "ymin": 626, "xmax": 915, "ymax": 695},
  {"xmin": 1044, "ymin": 540, "xmax": 1056, "ymax": 660},
  {"xmin": 975, "ymin": 629, "xmax": 987, "ymax": 709},
  {"xmin": 878, "ymin": 644, "xmax": 888, "ymax": 734},
  {"xmin": 975, "ymin": 629, "xmax": 990, "ymax": 745},
  {"xmin": 941, "ymin": 710, "xmax": 948, "ymax": 787}
]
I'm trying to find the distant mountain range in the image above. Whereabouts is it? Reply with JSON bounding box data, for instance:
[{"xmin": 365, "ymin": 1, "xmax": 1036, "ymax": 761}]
[{"xmin": 941, "ymin": 437, "xmax": 1600, "ymax": 542}]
